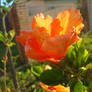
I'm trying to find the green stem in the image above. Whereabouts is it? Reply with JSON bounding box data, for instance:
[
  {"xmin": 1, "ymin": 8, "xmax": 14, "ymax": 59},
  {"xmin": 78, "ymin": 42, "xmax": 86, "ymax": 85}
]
[
  {"xmin": 3, "ymin": 47, "xmax": 8, "ymax": 92},
  {"xmin": 2, "ymin": 10, "xmax": 19, "ymax": 91},
  {"xmin": 4, "ymin": 58, "xmax": 7, "ymax": 92},
  {"xmin": 2, "ymin": 11, "xmax": 7, "ymax": 35},
  {"xmin": 7, "ymin": 48, "xmax": 18, "ymax": 89},
  {"xmin": 2, "ymin": 11, "xmax": 8, "ymax": 92}
]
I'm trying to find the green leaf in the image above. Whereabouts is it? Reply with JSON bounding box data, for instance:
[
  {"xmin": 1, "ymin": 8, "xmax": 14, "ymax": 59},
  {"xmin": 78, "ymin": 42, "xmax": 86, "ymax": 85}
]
[
  {"xmin": 66, "ymin": 39, "xmax": 88, "ymax": 68},
  {"xmin": 31, "ymin": 65, "xmax": 43, "ymax": 77},
  {"xmin": 83, "ymin": 86, "xmax": 88, "ymax": 92},
  {"xmin": 86, "ymin": 64, "xmax": 92, "ymax": 69},
  {"xmin": 66, "ymin": 45, "xmax": 74, "ymax": 58},
  {"xmin": 6, "ymin": 42, "xmax": 16, "ymax": 47},
  {"xmin": 1, "ymin": 6, "xmax": 10, "ymax": 12},
  {"xmin": 0, "ymin": 32, "xmax": 5, "ymax": 43},
  {"xmin": 74, "ymin": 80, "xmax": 83, "ymax": 92},
  {"xmin": 88, "ymin": 82, "xmax": 92, "ymax": 88},
  {"xmin": 76, "ymin": 38, "xmax": 83, "ymax": 48},
  {"xmin": 86, "ymin": 56, "xmax": 92, "ymax": 64},
  {"xmin": 83, "ymin": 49, "xmax": 88, "ymax": 63},
  {"xmin": 9, "ymin": 30, "xmax": 15, "ymax": 40},
  {"xmin": 40, "ymin": 68, "xmax": 64, "ymax": 86},
  {"xmin": 68, "ymin": 78, "xmax": 77, "ymax": 92},
  {"xmin": 68, "ymin": 78, "xmax": 77, "ymax": 87}
]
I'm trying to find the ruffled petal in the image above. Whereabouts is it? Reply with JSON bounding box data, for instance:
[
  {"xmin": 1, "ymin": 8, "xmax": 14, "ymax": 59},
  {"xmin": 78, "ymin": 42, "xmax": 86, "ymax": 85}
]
[
  {"xmin": 52, "ymin": 85, "xmax": 70, "ymax": 92},
  {"xmin": 41, "ymin": 30, "xmax": 79, "ymax": 62},
  {"xmin": 41, "ymin": 36, "xmax": 68, "ymax": 61},
  {"xmin": 51, "ymin": 19, "xmax": 63, "ymax": 37},
  {"xmin": 32, "ymin": 27, "xmax": 50, "ymax": 44},
  {"xmin": 16, "ymin": 31, "xmax": 32, "ymax": 46},
  {"xmin": 56, "ymin": 8, "xmax": 84, "ymax": 34},
  {"xmin": 32, "ymin": 13, "xmax": 53, "ymax": 35},
  {"xmin": 40, "ymin": 83, "xmax": 49, "ymax": 91},
  {"xmin": 16, "ymin": 28, "xmax": 50, "ymax": 62},
  {"xmin": 25, "ymin": 45, "xmax": 48, "ymax": 62},
  {"xmin": 25, "ymin": 34, "xmax": 48, "ymax": 62},
  {"xmin": 66, "ymin": 28, "xmax": 80, "ymax": 46},
  {"xmin": 40, "ymin": 83, "xmax": 70, "ymax": 92}
]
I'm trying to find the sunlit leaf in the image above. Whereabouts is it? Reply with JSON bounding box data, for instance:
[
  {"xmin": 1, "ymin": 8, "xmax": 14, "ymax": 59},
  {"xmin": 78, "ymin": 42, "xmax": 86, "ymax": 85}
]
[
  {"xmin": 31, "ymin": 65, "xmax": 43, "ymax": 77},
  {"xmin": 0, "ymin": 32, "xmax": 5, "ymax": 43},
  {"xmin": 74, "ymin": 80, "xmax": 83, "ymax": 92},
  {"xmin": 66, "ymin": 45, "xmax": 74, "ymax": 58},
  {"xmin": 6, "ymin": 42, "xmax": 16, "ymax": 47},
  {"xmin": 83, "ymin": 49, "xmax": 88, "ymax": 63},
  {"xmin": 66, "ymin": 39, "xmax": 88, "ymax": 68},
  {"xmin": 83, "ymin": 86, "xmax": 88, "ymax": 92},
  {"xmin": 1, "ymin": 6, "xmax": 10, "ymax": 12},
  {"xmin": 86, "ymin": 64, "xmax": 92, "ymax": 69},
  {"xmin": 9, "ymin": 30, "xmax": 15, "ymax": 40}
]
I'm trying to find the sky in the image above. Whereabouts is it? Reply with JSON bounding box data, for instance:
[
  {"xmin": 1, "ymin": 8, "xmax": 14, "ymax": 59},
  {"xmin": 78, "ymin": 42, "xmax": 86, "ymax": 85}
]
[{"xmin": 0, "ymin": 0, "xmax": 14, "ymax": 7}]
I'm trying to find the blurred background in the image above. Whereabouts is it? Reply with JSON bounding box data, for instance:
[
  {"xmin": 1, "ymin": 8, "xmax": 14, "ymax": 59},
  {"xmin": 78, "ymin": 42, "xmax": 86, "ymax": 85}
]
[{"xmin": 8, "ymin": 0, "xmax": 91, "ymax": 32}]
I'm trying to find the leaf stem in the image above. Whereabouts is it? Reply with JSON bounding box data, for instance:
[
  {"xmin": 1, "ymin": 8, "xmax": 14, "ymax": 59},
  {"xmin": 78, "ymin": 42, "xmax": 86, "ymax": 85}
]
[
  {"xmin": 2, "ymin": 10, "xmax": 8, "ymax": 92},
  {"xmin": 2, "ymin": 13, "xmax": 7, "ymax": 35},
  {"xmin": 2, "ymin": 9, "xmax": 19, "ymax": 92},
  {"xmin": 4, "ymin": 59, "xmax": 7, "ymax": 92}
]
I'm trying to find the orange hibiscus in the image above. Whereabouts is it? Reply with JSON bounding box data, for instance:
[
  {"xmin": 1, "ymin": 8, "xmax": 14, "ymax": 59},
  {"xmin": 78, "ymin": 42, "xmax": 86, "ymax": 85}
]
[
  {"xmin": 40, "ymin": 82, "xmax": 70, "ymax": 92},
  {"xmin": 16, "ymin": 8, "xmax": 84, "ymax": 63}
]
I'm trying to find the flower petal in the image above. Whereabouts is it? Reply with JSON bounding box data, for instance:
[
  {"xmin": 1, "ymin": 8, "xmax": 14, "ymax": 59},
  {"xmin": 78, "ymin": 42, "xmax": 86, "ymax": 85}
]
[
  {"xmin": 25, "ymin": 46, "xmax": 47, "ymax": 62},
  {"xmin": 32, "ymin": 27, "xmax": 50, "ymax": 44},
  {"xmin": 40, "ymin": 83, "xmax": 70, "ymax": 92},
  {"xmin": 51, "ymin": 19, "xmax": 63, "ymax": 37},
  {"xmin": 25, "ymin": 34, "xmax": 48, "ymax": 62},
  {"xmin": 56, "ymin": 8, "xmax": 84, "ymax": 34},
  {"xmin": 41, "ymin": 30, "xmax": 79, "ymax": 62},
  {"xmin": 40, "ymin": 82, "xmax": 49, "ymax": 91},
  {"xmin": 16, "ymin": 31, "xmax": 32, "ymax": 46},
  {"xmin": 52, "ymin": 85, "xmax": 70, "ymax": 92},
  {"xmin": 32, "ymin": 13, "xmax": 53, "ymax": 34}
]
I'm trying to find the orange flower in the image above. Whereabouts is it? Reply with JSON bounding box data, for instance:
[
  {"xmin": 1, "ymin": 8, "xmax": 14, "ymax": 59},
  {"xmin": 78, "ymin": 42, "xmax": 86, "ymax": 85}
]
[
  {"xmin": 16, "ymin": 8, "xmax": 84, "ymax": 63},
  {"xmin": 6, "ymin": 88, "xmax": 11, "ymax": 92},
  {"xmin": 40, "ymin": 82, "xmax": 70, "ymax": 92}
]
